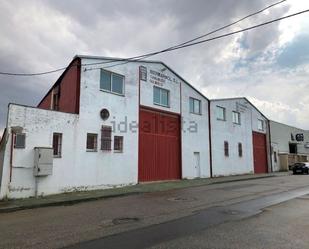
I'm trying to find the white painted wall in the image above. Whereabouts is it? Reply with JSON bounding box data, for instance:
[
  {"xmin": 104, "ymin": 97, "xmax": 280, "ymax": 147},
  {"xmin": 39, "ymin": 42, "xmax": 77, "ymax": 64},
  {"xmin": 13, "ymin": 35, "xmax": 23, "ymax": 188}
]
[
  {"xmin": 139, "ymin": 63, "xmax": 181, "ymax": 114},
  {"xmin": 181, "ymin": 83, "xmax": 210, "ymax": 179},
  {"xmin": 0, "ymin": 57, "xmax": 212, "ymax": 199},
  {"xmin": 0, "ymin": 104, "xmax": 79, "ymax": 199},
  {"xmin": 210, "ymin": 98, "xmax": 268, "ymax": 176}
]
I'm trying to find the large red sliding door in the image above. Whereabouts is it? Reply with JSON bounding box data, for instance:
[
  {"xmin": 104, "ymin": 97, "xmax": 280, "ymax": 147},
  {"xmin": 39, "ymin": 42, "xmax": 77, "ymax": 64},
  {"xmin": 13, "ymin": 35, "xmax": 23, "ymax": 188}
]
[
  {"xmin": 138, "ymin": 108, "xmax": 181, "ymax": 182},
  {"xmin": 252, "ymin": 131, "xmax": 268, "ymax": 173}
]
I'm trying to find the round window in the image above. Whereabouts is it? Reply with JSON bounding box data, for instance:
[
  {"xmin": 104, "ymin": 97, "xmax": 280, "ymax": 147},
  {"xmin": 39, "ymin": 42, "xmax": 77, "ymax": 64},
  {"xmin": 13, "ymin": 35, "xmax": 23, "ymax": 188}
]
[{"xmin": 100, "ymin": 109, "xmax": 110, "ymax": 121}]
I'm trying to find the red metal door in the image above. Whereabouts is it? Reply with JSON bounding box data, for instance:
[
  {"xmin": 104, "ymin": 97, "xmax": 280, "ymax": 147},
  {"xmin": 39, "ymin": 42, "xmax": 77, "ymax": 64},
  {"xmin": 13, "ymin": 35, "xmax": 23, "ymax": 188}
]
[
  {"xmin": 252, "ymin": 131, "xmax": 268, "ymax": 173},
  {"xmin": 138, "ymin": 108, "xmax": 181, "ymax": 181}
]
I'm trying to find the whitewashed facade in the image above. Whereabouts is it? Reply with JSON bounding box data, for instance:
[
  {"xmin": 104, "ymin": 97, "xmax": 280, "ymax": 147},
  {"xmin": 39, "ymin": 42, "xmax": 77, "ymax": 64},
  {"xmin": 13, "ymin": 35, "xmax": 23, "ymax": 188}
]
[
  {"xmin": 0, "ymin": 56, "xmax": 211, "ymax": 199},
  {"xmin": 210, "ymin": 98, "xmax": 270, "ymax": 176}
]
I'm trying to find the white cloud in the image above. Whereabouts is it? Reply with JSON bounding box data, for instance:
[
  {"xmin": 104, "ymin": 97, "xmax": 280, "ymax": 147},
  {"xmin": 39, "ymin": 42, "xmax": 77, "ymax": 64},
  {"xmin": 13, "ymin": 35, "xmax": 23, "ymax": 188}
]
[{"xmin": 0, "ymin": 0, "xmax": 308, "ymax": 130}]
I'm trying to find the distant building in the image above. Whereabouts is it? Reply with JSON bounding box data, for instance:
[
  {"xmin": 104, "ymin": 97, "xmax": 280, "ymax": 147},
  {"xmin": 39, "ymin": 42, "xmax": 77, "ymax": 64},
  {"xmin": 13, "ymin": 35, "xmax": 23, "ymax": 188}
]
[{"xmin": 269, "ymin": 121, "xmax": 309, "ymax": 171}]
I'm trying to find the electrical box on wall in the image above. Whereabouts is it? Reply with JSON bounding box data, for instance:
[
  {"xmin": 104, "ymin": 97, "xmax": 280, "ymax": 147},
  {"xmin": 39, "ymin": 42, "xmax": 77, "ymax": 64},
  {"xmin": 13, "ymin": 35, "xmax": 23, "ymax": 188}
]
[{"xmin": 33, "ymin": 147, "xmax": 53, "ymax": 176}]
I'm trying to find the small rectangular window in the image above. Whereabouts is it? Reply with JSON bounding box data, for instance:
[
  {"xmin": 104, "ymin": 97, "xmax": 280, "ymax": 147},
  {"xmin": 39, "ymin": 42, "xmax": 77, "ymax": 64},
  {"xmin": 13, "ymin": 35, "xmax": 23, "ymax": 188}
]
[
  {"xmin": 238, "ymin": 143, "xmax": 243, "ymax": 157},
  {"xmin": 101, "ymin": 126, "xmax": 112, "ymax": 151},
  {"xmin": 216, "ymin": 106, "xmax": 226, "ymax": 121},
  {"xmin": 232, "ymin": 111, "xmax": 241, "ymax": 125},
  {"xmin": 224, "ymin": 141, "xmax": 229, "ymax": 157},
  {"xmin": 14, "ymin": 133, "xmax": 26, "ymax": 148},
  {"xmin": 153, "ymin": 86, "xmax": 169, "ymax": 107},
  {"xmin": 258, "ymin": 119, "xmax": 264, "ymax": 131},
  {"xmin": 53, "ymin": 133, "xmax": 62, "ymax": 157},
  {"xmin": 100, "ymin": 70, "xmax": 112, "ymax": 91},
  {"xmin": 52, "ymin": 85, "xmax": 60, "ymax": 111},
  {"xmin": 100, "ymin": 69, "xmax": 124, "ymax": 95},
  {"xmin": 112, "ymin": 74, "xmax": 124, "ymax": 94},
  {"xmin": 86, "ymin": 133, "xmax": 98, "ymax": 151},
  {"xmin": 189, "ymin": 97, "xmax": 201, "ymax": 114},
  {"xmin": 114, "ymin": 136, "xmax": 124, "ymax": 152},
  {"xmin": 274, "ymin": 151, "xmax": 277, "ymax": 163}
]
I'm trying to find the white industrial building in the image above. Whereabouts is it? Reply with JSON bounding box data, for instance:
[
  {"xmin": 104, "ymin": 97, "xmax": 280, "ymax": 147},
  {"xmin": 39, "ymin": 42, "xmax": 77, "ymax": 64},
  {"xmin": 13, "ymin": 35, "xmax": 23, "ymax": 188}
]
[
  {"xmin": 0, "ymin": 55, "xmax": 211, "ymax": 199},
  {"xmin": 210, "ymin": 98, "xmax": 270, "ymax": 176},
  {"xmin": 2, "ymin": 55, "xmax": 299, "ymax": 200},
  {"xmin": 270, "ymin": 121, "xmax": 309, "ymax": 171}
]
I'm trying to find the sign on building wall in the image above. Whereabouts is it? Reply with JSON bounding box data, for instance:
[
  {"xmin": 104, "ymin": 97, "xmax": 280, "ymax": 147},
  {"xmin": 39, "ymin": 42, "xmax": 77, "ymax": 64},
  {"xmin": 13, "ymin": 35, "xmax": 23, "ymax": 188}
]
[
  {"xmin": 139, "ymin": 65, "xmax": 181, "ymax": 87},
  {"xmin": 139, "ymin": 66, "xmax": 147, "ymax": 81},
  {"xmin": 236, "ymin": 102, "xmax": 248, "ymax": 113},
  {"xmin": 296, "ymin": 133, "xmax": 304, "ymax": 142}
]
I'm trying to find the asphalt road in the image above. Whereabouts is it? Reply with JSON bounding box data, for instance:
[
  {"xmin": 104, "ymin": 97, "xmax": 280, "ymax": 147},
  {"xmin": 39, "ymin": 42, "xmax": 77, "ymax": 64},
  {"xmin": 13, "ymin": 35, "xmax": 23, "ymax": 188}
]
[
  {"xmin": 1, "ymin": 174, "xmax": 309, "ymax": 249},
  {"xmin": 149, "ymin": 196, "xmax": 309, "ymax": 249}
]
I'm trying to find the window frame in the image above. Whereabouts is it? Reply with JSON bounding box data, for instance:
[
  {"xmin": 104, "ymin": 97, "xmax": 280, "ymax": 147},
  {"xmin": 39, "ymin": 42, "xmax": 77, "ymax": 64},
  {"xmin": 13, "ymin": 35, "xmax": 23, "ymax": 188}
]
[
  {"xmin": 216, "ymin": 106, "xmax": 226, "ymax": 121},
  {"xmin": 51, "ymin": 85, "xmax": 60, "ymax": 111},
  {"xmin": 86, "ymin": 133, "xmax": 98, "ymax": 152},
  {"xmin": 232, "ymin": 111, "xmax": 241, "ymax": 125},
  {"xmin": 100, "ymin": 69, "xmax": 125, "ymax": 96},
  {"xmin": 101, "ymin": 126, "xmax": 112, "ymax": 151},
  {"xmin": 52, "ymin": 133, "xmax": 62, "ymax": 158},
  {"xmin": 224, "ymin": 141, "xmax": 229, "ymax": 157},
  {"xmin": 114, "ymin": 136, "xmax": 124, "ymax": 153},
  {"xmin": 14, "ymin": 133, "xmax": 26, "ymax": 149},
  {"xmin": 153, "ymin": 86, "xmax": 170, "ymax": 108},
  {"xmin": 258, "ymin": 119, "xmax": 264, "ymax": 131},
  {"xmin": 189, "ymin": 97, "xmax": 202, "ymax": 115},
  {"xmin": 238, "ymin": 142, "xmax": 243, "ymax": 157}
]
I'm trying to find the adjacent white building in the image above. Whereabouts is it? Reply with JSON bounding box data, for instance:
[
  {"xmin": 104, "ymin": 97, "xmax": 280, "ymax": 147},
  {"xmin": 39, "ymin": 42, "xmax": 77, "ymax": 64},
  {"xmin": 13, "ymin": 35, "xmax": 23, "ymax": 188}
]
[
  {"xmin": 0, "ymin": 55, "xmax": 211, "ymax": 199},
  {"xmin": 210, "ymin": 98, "xmax": 270, "ymax": 176}
]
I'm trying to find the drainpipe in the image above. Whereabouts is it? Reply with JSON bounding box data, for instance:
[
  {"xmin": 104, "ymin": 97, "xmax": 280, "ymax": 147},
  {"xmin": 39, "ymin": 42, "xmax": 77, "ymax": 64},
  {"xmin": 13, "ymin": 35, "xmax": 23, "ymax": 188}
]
[
  {"xmin": 208, "ymin": 101, "xmax": 213, "ymax": 178},
  {"xmin": 9, "ymin": 132, "xmax": 14, "ymax": 182},
  {"xmin": 267, "ymin": 120, "xmax": 273, "ymax": 172}
]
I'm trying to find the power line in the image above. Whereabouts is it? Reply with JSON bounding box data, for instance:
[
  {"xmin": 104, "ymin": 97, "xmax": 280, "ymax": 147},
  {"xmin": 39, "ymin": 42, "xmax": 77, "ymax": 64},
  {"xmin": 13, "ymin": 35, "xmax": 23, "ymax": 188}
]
[
  {"xmin": 157, "ymin": 0, "xmax": 287, "ymax": 52},
  {"xmin": 86, "ymin": 8, "xmax": 309, "ymax": 71},
  {"xmin": 0, "ymin": 1, "xmax": 305, "ymax": 76},
  {"xmin": 0, "ymin": 0, "xmax": 287, "ymax": 76},
  {"xmin": 83, "ymin": 0, "xmax": 288, "ymax": 71},
  {"xmin": 82, "ymin": 0, "xmax": 287, "ymax": 69}
]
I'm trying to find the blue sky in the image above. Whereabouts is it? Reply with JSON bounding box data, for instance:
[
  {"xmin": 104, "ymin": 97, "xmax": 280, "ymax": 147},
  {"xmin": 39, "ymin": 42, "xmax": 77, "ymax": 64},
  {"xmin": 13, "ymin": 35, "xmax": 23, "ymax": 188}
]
[{"xmin": 0, "ymin": 0, "xmax": 309, "ymax": 136}]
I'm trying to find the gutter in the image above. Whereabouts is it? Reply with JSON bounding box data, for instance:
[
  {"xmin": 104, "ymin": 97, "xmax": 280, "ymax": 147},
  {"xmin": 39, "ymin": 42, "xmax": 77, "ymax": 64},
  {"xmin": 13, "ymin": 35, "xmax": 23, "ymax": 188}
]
[{"xmin": 268, "ymin": 120, "xmax": 273, "ymax": 172}]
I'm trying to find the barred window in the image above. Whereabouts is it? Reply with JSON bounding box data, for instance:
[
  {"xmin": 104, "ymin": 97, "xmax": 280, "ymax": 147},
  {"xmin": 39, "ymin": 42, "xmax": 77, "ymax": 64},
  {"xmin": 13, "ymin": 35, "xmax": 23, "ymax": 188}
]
[
  {"xmin": 53, "ymin": 133, "xmax": 62, "ymax": 157},
  {"xmin": 86, "ymin": 133, "xmax": 98, "ymax": 151},
  {"xmin": 114, "ymin": 136, "xmax": 123, "ymax": 152},
  {"xmin": 101, "ymin": 126, "xmax": 112, "ymax": 151},
  {"xmin": 224, "ymin": 141, "xmax": 229, "ymax": 157},
  {"xmin": 238, "ymin": 142, "xmax": 243, "ymax": 157}
]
